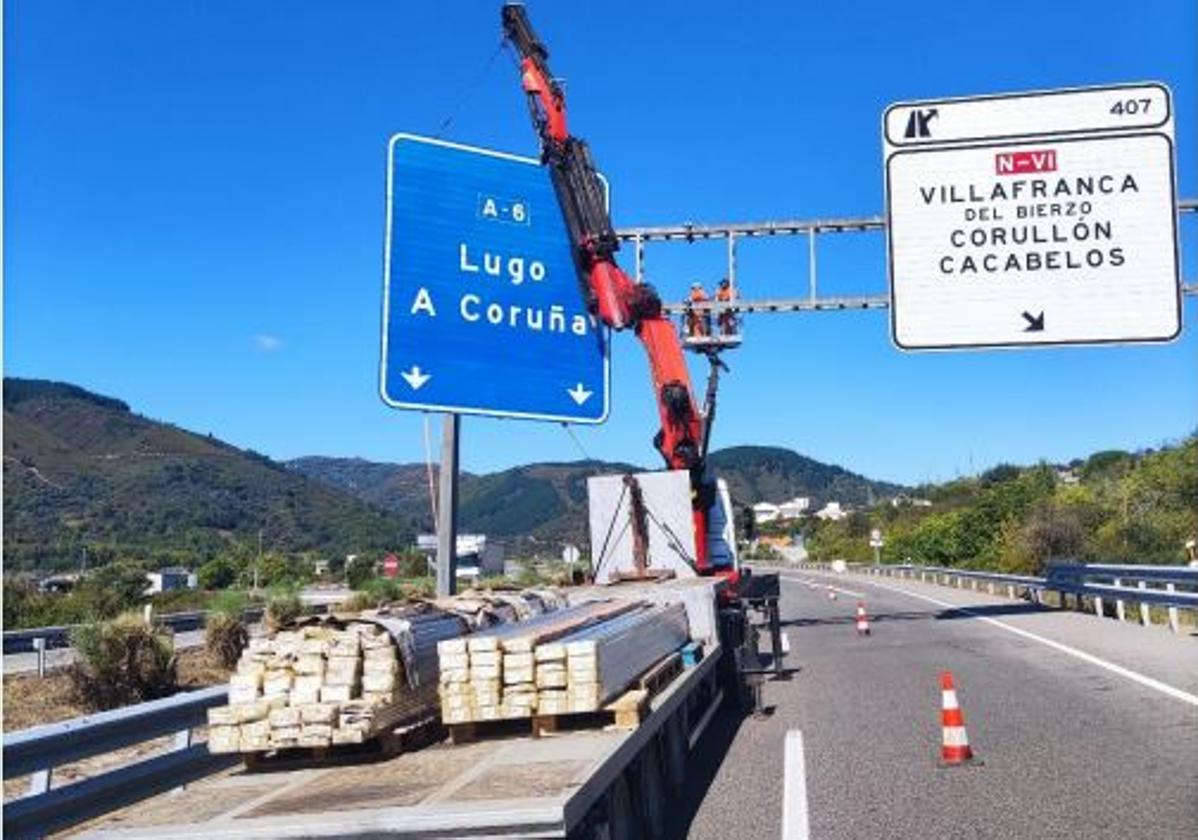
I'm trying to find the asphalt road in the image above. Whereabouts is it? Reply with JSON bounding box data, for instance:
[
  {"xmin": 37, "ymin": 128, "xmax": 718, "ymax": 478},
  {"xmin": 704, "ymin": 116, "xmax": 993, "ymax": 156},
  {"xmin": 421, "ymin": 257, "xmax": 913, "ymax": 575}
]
[{"xmin": 672, "ymin": 568, "xmax": 1198, "ymax": 840}]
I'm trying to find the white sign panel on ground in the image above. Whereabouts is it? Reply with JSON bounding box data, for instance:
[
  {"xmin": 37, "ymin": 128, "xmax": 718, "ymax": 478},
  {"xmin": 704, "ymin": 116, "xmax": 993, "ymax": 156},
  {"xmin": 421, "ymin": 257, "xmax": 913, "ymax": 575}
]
[{"xmin": 884, "ymin": 83, "xmax": 1180, "ymax": 350}]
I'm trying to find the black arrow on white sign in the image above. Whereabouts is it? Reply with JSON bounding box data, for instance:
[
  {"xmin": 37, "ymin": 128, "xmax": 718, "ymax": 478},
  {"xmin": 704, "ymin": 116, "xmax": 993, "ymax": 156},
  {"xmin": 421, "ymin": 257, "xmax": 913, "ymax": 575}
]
[{"xmin": 1021, "ymin": 311, "xmax": 1045, "ymax": 332}]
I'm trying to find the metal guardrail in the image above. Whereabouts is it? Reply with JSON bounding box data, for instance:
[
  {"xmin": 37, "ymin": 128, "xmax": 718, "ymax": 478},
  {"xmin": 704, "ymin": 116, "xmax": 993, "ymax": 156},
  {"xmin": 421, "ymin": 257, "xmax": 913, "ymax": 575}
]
[
  {"xmin": 853, "ymin": 562, "xmax": 1198, "ymax": 633},
  {"xmin": 2, "ymin": 685, "xmax": 235, "ymax": 839},
  {"xmin": 3, "ymin": 608, "xmax": 266, "ymax": 655}
]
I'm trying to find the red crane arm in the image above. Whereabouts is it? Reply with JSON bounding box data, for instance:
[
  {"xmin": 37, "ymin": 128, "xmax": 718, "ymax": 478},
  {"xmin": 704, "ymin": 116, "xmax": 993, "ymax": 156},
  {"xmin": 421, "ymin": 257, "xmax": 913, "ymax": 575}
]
[{"xmin": 501, "ymin": 4, "xmax": 713, "ymax": 571}]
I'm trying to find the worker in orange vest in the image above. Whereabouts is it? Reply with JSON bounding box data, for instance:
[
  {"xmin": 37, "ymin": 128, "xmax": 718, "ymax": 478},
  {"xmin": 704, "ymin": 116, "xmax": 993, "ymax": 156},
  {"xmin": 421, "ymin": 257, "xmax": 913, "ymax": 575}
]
[
  {"xmin": 716, "ymin": 277, "xmax": 737, "ymax": 336},
  {"xmin": 686, "ymin": 282, "xmax": 710, "ymax": 338}
]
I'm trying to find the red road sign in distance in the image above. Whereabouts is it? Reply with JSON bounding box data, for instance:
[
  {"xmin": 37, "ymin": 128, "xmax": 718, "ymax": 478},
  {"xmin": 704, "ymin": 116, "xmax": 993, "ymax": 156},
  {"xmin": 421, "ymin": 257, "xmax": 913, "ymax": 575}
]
[
  {"xmin": 883, "ymin": 82, "xmax": 1180, "ymax": 351},
  {"xmin": 383, "ymin": 554, "xmax": 399, "ymax": 578},
  {"xmin": 996, "ymin": 149, "xmax": 1057, "ymax": 176}
]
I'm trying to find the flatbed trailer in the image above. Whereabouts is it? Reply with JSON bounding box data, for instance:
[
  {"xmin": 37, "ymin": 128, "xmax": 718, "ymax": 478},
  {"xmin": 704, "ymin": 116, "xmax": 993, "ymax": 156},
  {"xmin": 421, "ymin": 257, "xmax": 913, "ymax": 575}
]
[{"xmin": 80, "ymin": 638, "xmax": 724, "ymax": 840}]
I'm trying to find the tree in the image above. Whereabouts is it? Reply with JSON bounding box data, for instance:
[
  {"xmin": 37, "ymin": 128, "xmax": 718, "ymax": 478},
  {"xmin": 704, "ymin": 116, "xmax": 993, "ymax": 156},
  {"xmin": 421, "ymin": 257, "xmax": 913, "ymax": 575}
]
[
  {"xmin": 346, "ymin": 555, "xmax": 377, "ymax": 589},
  {"xmin": 198, "ymin": 555, "xmax": 238, "ymax": 589},
  {"xmin": 73, "ymin": 561, "xmax": 150, "ymax": 618}
]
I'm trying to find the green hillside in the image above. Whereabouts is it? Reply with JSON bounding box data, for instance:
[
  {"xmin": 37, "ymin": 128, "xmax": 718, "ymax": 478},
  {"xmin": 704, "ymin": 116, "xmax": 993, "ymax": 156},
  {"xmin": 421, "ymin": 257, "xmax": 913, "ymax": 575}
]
[
  {"xmin": 806, "ymin": 438, "xmax": 1198, "ymax": 572},
  {"xmin": 288, "ymin": 446, "xmax": 904, "ymax": 549},
  {"xmin": 3, "ymin": 378, "xmax": 415, "ymax": 572},
  {"xmin": 707, "ymin": 445, "xmax": 904, "ymax": 508}
]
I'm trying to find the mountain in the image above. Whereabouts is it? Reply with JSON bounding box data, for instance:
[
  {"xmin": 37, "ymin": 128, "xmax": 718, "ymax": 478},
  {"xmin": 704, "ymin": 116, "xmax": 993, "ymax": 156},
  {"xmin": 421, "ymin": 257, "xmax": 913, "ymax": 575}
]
[
  {"xmin": 707, "ymin": 446, "xmax": 905, "ymax": 509},
  {"xmin": 287, "ymin": 457, "xmax": 641, "ymax": 547},
  {"xmin": 287, "ymin": 446, "xmax": 904, "ymax": 547},
  {"xmin": 285, "ymin": 456, "xmax": 462, "ymax": 517},
  {"xmin": 3, "ymin": 378, "xmax": 415, "ymax": 571}
]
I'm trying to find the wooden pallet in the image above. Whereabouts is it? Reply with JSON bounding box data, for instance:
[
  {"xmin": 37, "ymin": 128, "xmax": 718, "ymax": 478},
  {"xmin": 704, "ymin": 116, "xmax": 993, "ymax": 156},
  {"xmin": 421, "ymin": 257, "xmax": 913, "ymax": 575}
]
[
  {"xmin": 638, "ymin": 652, "xmax": 682, "ymax": 696},
  {"xmin": 241, "ymin": 715, "xmax": 442, "ymax": 772},
  {"xmin": 446, "ymin": 687, "xmax": 653, "ymax": 744}
]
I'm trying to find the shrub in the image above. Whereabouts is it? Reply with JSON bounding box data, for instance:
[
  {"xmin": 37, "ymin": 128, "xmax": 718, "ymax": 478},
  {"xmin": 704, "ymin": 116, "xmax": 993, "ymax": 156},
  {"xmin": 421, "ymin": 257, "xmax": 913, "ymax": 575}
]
[
  {"xmin": 264, "ymin": 588, "xmax": 304, "ymax": 631},
  {"xmin": 345, "ymin": 556, "xmax": 377, "ymax": 589},
  {"xmin": 68, "ymin": 613, "xmax": 177, "ymax": 710},
  {"xmin": 209, "ymin": 589, "xmax": 251, "ymax": 615},
  {"xmin": 204, "ymin": 611, "xmax": 248, "ymax": 669},
  {"xmin": 198, "ymin": 555, "xmax": 238, "ymax": 589}
]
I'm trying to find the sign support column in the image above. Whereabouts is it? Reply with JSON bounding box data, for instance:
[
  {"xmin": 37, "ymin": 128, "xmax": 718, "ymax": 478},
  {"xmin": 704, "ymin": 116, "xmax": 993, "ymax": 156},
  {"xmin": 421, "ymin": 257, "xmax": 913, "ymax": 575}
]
[{"xmin": 436, "ymin": 414, "xmax": 460, "ymax": 597}]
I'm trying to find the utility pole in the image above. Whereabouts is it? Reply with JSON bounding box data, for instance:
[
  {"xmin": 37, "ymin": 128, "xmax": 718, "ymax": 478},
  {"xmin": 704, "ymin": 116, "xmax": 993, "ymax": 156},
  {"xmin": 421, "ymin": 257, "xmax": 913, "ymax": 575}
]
[
  {"xmin": 255, "ymin": 529, "xmax": 262, "ymax": 592},
  {"xmin": 436, "ymin": 414, "xmax": 460, "ymax": 597}
]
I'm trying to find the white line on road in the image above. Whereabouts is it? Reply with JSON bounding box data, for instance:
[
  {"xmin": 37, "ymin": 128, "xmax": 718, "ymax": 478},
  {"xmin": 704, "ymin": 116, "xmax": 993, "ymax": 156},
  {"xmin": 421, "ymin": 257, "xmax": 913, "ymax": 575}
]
[
  {"xmin": 782, "ymin": 729, "xmax": 811, "ymax": 840},
  {"xmin": 781, "ymin": 575, "xmax": 865, "ymax": 598},
  {"xmin": 851, "ymin": 575, "xmax": 1198, "ymax": 708}
]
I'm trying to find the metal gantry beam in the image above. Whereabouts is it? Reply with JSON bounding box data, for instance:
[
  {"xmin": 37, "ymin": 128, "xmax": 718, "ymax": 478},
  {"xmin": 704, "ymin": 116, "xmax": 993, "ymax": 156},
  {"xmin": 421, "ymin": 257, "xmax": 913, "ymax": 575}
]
[{"xmin": 618, "ymin": 199, "xmax": 1198, "ymax": 314}]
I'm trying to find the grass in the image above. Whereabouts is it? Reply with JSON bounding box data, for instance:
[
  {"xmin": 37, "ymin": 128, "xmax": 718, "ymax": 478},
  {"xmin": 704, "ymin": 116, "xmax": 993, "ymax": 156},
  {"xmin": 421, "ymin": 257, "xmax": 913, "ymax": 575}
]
[{"xmin": 2, "ymin": 646, "xmax": 231, "ymax": 732}]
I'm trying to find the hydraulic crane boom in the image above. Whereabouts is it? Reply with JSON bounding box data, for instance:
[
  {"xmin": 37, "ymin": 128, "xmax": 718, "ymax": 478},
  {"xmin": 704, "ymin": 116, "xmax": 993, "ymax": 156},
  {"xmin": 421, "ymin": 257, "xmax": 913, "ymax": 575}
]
[{"xmin": 501, "ymin": 3, "xmax": 718, "ymax": 572}]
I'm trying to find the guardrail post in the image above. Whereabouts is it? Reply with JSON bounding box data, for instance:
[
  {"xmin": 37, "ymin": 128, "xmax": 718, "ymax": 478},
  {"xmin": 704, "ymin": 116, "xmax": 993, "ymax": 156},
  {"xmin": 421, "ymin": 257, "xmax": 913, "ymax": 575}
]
[
  {"xmin": 1138, "ymin": 581, "xmax": 1151, "ymax": 626},
  {"xmin": 1006, "ymin": 584, "xmax": 1015, "ymax": 599},
  {"xmin": 171, "ymin": 728, "xmax": 193, "ymax": 794},
  {"xmin": 987, "ymin": 581, "xmax": 995, "ymax": 595},
  {"xmin": 28, "ymin": 767, "xmax": 51, "ymax": 797},
  {"xmin": 1093, "ymin": 594, "xmax": 1104, "ymax": 619},
  {"xmin": 1166, "ymin": 584, "xmax": 1180, "ymax": 633},
  {"xmin": 33, "ymin": 637, "xmax": 46, "ymax": 678},
  {"xmin": 1114, "ymin": 579, "xmax": 1126, "ymax": 622}
]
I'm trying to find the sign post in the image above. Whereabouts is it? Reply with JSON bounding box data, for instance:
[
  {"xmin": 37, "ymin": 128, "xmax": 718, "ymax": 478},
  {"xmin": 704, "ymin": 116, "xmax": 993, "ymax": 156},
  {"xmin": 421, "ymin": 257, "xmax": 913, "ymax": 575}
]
[
  {"xmin": 869, "ymin": 528, "xmax": 884, "ymax": 565},
  {"xmin": 884, "ymin": 83, "xmax": 1179, "ymax": 350},
  {"xmin": 436, "ymin": 414, "xmax": 460, "ymax": 597}
]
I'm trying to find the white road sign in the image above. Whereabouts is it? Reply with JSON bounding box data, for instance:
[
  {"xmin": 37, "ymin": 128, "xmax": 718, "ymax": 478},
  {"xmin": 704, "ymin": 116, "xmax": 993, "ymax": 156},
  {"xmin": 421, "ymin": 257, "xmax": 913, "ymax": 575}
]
[{"xmin": 884, "ymin": 83, "xmax": 1180, "ymax": 350}]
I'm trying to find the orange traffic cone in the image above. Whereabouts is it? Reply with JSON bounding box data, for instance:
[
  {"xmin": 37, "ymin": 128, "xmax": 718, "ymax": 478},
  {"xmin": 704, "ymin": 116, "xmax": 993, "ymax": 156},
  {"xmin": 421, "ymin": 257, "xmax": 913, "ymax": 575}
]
[
  {"xmin": 855, "ymin": 602, "xmax": 870, "ymax": 635},
  {"xmin": 940, "ymin": 671, "xmax": 975, "ymax": 765}
]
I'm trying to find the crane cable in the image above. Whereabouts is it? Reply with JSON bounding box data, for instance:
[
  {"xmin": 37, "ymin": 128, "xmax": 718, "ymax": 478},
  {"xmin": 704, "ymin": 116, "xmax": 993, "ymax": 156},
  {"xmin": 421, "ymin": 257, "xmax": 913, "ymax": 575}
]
[{"xmin": 433, "ymin": 39, "xmax": 508, "ymax": 139}]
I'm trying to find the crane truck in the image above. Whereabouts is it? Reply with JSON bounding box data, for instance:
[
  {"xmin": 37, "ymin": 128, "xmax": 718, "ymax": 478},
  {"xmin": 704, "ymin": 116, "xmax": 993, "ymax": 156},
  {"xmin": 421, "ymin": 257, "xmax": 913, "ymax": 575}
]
[
  {"xmin": 81, "ymin": 7, "xmax": 787, "ymax": 839},
  {"xmin": 501, "ymin": 0, "xmax": 785, "ymax": 688}
]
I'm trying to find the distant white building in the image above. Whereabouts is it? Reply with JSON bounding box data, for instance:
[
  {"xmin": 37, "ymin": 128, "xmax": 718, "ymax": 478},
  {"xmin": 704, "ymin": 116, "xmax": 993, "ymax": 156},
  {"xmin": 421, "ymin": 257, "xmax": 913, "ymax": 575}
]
[
  {"xmin": 752, "ymin": 502, "xmax": 781, "ymax": 525},
  {"xmin": 890, "ymin": 494, "xmax": 933, "ymax": 508},
  {"xmin": 814, "ymin": 501, "xmax": 847, "ymax": 521},
  {"xmin": 778, "ymin": 497, "xmax": 810, "ymax": 520},
  {"xmin": 145, "ymin": 567, "xmax": 196, "ymax": 594},
  {"xmin": 1055, "ymin": 468, "xmax": 1080, "ymax": 485},
  {"xmin": 416, "ymin": 534, "xmax": 505, "ymax": 578}
]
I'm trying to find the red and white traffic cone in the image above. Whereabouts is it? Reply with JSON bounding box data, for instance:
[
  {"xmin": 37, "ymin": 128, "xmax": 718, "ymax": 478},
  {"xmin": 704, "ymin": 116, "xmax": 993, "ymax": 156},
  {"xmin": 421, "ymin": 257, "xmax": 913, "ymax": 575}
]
[
  {"xmin": 855, "ymin": 602, "xmax": 870, "ymax": 635},
  {"xmin": 940, "ymin": 671, "xmax": 975, "ymax": 765}
]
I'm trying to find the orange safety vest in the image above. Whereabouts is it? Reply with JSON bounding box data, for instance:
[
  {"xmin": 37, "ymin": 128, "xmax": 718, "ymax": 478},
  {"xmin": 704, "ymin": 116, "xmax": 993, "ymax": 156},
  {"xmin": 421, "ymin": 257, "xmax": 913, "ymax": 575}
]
[{"xmin": 689, "ymin": 288, "xmax": 708, "ymax": 303}]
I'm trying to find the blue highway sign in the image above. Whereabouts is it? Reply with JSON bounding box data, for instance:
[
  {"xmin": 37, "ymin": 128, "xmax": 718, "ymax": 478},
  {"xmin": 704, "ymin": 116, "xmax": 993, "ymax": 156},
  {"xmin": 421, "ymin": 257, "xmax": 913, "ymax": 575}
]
[{"xmin": 381, "ymin": 134, "xmax": 610, "ymax": 423}]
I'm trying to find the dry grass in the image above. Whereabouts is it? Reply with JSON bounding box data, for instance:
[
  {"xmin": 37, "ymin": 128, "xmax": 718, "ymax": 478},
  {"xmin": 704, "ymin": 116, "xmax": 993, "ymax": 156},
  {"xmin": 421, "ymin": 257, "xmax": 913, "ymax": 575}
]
[{"xmin": 3, "ymin": 646, "xmax": 230, "ymax": 733}]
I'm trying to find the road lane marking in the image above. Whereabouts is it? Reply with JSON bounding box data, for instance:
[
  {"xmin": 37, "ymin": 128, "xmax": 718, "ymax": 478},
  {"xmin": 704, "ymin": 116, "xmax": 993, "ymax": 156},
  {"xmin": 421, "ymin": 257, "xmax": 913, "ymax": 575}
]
[
  {"xmin": 782, "ymin": 729, "xmax": 811, "ymax": 840},
  {"xmin": 845, "ymin": 575, "xmax": 1198, "ymax": 708},
  {"xmin": 781, "ymin": 575, "xmax": 865, "ymax": 598}
]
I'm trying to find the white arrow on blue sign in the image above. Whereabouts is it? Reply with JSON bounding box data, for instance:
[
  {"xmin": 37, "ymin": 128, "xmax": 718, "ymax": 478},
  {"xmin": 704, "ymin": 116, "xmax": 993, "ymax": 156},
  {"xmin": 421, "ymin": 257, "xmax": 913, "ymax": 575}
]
[{"xmin": 380, "ymin": 134, "xmax": 610, "ymax": 423}]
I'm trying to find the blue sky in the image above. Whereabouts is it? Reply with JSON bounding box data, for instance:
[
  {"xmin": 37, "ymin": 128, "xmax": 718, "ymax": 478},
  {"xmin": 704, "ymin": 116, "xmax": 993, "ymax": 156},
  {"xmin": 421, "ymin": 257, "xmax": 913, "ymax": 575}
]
[{"xmin": 5, "ymin": 0, "xmax": 1195, "ymax": 487}]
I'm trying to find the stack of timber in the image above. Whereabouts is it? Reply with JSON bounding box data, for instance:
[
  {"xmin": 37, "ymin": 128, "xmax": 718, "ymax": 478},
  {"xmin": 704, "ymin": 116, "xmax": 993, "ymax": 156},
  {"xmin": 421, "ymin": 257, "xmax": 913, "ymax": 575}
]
[
  {"xmin": 538, "ymin": 603, "xmax": 689, "ymax": 715},
  {"xmin": 207, "ymin": 605, "xmax": 469, "ymax": 754},
  {"xmin": 437, "ymin": 599, "xmax": 642, "ymax": 724},
  {"xmin": 432, "ymin": 588, "xmax": 566, "ymax": 630}
]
